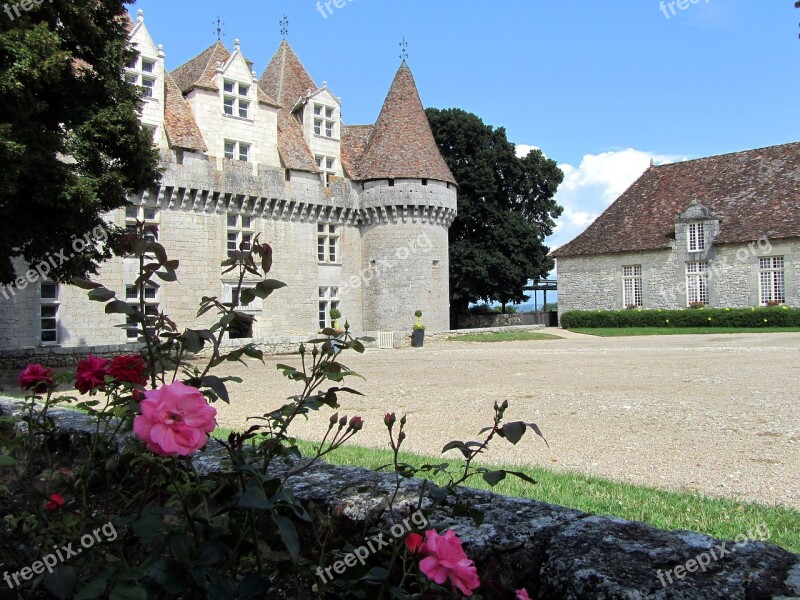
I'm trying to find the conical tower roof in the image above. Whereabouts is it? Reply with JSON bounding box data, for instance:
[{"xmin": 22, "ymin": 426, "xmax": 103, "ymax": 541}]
[
  {"xmin": 356, "ymin": 61, "xmax": 456, "ymax": 185},
  {"xmin": 258, "ymin": 40, "xmax": 319, "ymax": 173}
]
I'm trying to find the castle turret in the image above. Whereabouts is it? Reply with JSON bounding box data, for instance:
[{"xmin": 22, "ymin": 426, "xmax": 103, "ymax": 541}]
[{"xmin": 348, "ymin": 61, "xmax": 458, "ymax": 333}]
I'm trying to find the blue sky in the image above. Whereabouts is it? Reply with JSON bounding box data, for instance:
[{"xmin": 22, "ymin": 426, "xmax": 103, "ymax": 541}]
[{"xmin": 129, "ymin": 0, "xmax": 798, "ymax": 258}]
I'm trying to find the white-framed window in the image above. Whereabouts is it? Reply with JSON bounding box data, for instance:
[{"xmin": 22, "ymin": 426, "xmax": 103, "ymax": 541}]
[
  {"xmin": 686, "ymin": 261, "xmax": 709, "ymax": 305},
  {"xmin": 224, "ymin": 140, "xmax": 251, "ymax": 162},
  {"xmin": 125, "ymin": 204, "xmax": 159, "ymax": 243},
  {"xmin": 688, "ymin": 222, "xmax": 705, "ymax": 252},
  {"xmin": 227, "ymin": 214, "xmax": 254, "ymax": 257},
  {"xmin": 313, "ymin": 104, "xmax": 336, "ymax": 138},
  {"xmin": 124, "ymin": 55, "xmax": 158, "ymax": 99},
  {"xmin": 318, "ymin": 286, "xmax": 340, "ymax": 330},
  {"xmin": 315, "ymin": 155, "xmax": 336, "ymax": 187},
  {"xmin": 222, "ymin": 283, "xmax": 260, "ymax": 339},
  {"xmin": 759, "ymin": 256, "xmax": 785, "ymax": 305},
  {"xmin": 223, "ymin": 80, "xmax": 251, "ymax": 119},
  {"xmin": 40, "ymin": 281, "xmax": 60, "ymax": 345},
  {"xmin": 125, "ymin": 284, "xmax": 159, "ymax": 340},
  {"xmin": 622, "ymin": 265, "xmax": 642, "ymax": 307},
  {"xmin": 317, "ymin": 223, "xmax": 340, "ymax": 264}
]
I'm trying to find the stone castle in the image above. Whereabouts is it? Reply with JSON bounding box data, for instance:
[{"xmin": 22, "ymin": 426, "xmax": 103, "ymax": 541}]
[{"xmin": 0, "ymin": 10, "xmax": 458, "ymax": 357}]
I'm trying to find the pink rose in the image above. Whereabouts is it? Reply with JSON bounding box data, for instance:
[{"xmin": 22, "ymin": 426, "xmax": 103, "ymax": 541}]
[
  {"xmin": 133, "ymin": 382, "xmax": 217, "ymax": 456},
  {"xmin": 107, "ymin": 354, "xmax": 148, "ymax": 385},
  {"xmin": 418, "ymin": 529, "xmax": 480, "ymax": 596},
  {"xmin": 19, "ymin": 364, "xmax": 55, "ymax": 393},
  {"xmin": 76, "ymin": 356, "xmax": 110, "ymax": 394},
  {"xmin": 516, "ymin": 589, "xmax": 532, "ymax": 600}
]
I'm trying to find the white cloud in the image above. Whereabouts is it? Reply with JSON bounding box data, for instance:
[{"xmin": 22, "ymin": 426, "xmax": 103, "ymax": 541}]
[
  {"xmin": 541, "ymin": 148, "xmax": 688, "ymax": 249},
  {"xmin": 515, "ymin": 144, "xmax": 540, "ymax": 159}
]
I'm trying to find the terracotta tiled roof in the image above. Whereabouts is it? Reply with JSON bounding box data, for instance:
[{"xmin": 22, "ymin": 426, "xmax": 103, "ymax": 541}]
[
  {"xmin": 551, "ymin": 142, "xmax": 800, "ymax": 258},
  {"xmin": 258, "ymin": 40, "xmax": 319, "ymax": 173},
  {"xmin": 164, "ymin": 72, "xmax": 207, "ymax": 152},
  {"xmin": 341, "ymin": 125, "xmax": 373, "ymax": 179},
  {"xmin": 355, "ymin": 62, "xmax": 456, "ymax": 185},
  {"xmin": 171, "ymin": 41, "xmax": 230, "ymax": 93}
]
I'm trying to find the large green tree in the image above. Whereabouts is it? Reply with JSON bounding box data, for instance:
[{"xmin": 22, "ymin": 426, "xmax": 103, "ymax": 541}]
[
  {"xmin": 0, "ymin": 0, "xmax": 161, "ymax": 285},
  {"xmin": 426, "ymin": 108, "xmax": 564, "ymax": 327}
]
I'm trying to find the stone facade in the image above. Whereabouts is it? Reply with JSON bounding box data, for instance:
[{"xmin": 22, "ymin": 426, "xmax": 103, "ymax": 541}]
[{"xmin": 0, "ymin": 11, "xmax": 458, "ymax": 354}]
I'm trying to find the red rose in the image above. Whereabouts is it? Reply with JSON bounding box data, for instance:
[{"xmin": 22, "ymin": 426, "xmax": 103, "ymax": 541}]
[
  {"xmin": 75, "ymin": 355, "xmax": 110, "ymax": 394},
  {"xmin": 348, "ymin": 416, "xmax": 364, "ymax": 431},
  {"xmin": 384, "ymin": 412, "xmax": 396, "ymax": 428},
  {"xmin": 107, "ymin": 355, "xmax": 148, "ymax": 385},
  {"xmin": 19, "ymin": 364, "xmax": 55, "ymax": 393},
  {"xmin": 44, "ymin": 493, "xmax": 65, "ymax": 511},
  {"xmin": 405, "ymin": 532, "xmax": 424, "ymax": 554}
]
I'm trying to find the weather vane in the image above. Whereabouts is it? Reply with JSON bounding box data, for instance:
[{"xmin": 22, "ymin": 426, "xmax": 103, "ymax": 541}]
[
  {"xmin": 280, "ymin": 16, "xmax": 289, "ymax": 39},
  {"xmin": 399, "ymin": 37, "xmax": 408, "ymax": 61},
  {"xmin": 213, "ymin": 16, "xmax": 225, "ymax": 41}
]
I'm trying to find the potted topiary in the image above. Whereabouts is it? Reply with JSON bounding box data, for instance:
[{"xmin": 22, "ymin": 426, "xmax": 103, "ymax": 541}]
[
  {"xmin": 330, "ymin": 308, "xmax": 342, "ymax": 332},
  {"xmin": 411, "ymin": 309, "xmax": 425, "ymax": 347}
]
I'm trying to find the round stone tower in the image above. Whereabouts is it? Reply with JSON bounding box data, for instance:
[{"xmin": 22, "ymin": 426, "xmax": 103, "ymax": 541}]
[{"xmin": 353, "ymin": 61, "xmax": 458, "ymax": 333}]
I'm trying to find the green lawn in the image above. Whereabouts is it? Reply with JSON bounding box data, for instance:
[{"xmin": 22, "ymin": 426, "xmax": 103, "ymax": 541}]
[
  {"xmin": 449, "ymin": 331, "xmax": 562, "ymax": 342},
  {"xmin": 570, "ymin": 327, "xmax": 800, "ymax": 337},
  {"xmin": 212, "ymin": 430, "xmax": 799, "ymax": 553}
]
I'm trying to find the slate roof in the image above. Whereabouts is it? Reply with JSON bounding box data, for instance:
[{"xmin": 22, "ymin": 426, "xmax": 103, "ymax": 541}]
[
  {"xmin": 355, "ymin": 62, "xmax": 456, "ymax": 185},
  {"xmin": 164, "ymin": 72, "xmax": 207, "ymax": 152},
  {"xmin": 258, "ymin": 41, "xmax": 319, "ymax": 173},
  {"xmin": 551, "ymin": 142, "xmax": 800, "ymax": 258},
  {"xmin": 171, "ymin": 41, "xmax": 279, "ymax": 107},
  {"xmin": 341, "ymin": 125, "xmax": 373, "ymax": 179}
]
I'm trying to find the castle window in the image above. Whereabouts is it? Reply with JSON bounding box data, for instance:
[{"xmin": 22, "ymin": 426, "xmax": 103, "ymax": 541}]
[
  {"xmin": 318, "ymin": 286, "xmax": 340, "ymax": 330},
  {"xmin": 316, "ymin": 155, "xmax": 336, "ymax": 187},
  {"xmin": 224, "ymin": 140, "xmax": 250, "ymax": 162},
  {"xmin": 223, "ymin": 79, "xmax": 250, "ymax": 119},
  {"xmin": 313, "ymin": 103, "xmax": 336, "ymax": 138},
  {"xmin": 422, "ymin": 179, "xmax": 428, "ymax": 186},
  {"xmin": 686, "ymin": 261, "xmax": 709, "ymax": 306},
  {"xmin": 285, "ymin": 169, "xmax": 291, "ymax": 182},
  {"xmin": 125, "ymin": 54, "xmax": 158, "ymax": 100},
  {"xmin": 317, "ymin": 223, "xmax": 340, "ymax": 264},
  {"xmin": 227, "ymin": 213, "xmax": 254, "ymax": 257},
  {"xmin": 125, "ymin": 205, "xmax": 159, "ymax": 244},
  {"xmin": 759, "ymin": 257, "xmax": 785, "ymax": 305},
  {"xmin": 125, "ymin": 284, "xmax": 159, "ymax": 340},
  {"xmin": 40, "ymin": 281, "xmax": 59, "ymax": 345},
  {"xmin": 688, "ymin": 222, "xmax": 705, "ymax": 252},
  {"xmin": 388, "ymin": 179, "xmax": 395, "ymax": 187},
  {"xmin": 622, "ymin": 265, "xmax": 642, "ymax": 307}
]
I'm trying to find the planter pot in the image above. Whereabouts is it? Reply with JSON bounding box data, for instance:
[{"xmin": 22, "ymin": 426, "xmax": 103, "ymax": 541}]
[{"xmin": 411, "ymin": 329, "xmax": 425, "ymax": 347}]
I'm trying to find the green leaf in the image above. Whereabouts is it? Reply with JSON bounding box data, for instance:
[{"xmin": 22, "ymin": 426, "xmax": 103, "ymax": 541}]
[
  {"xmin": 71, "ymin": 278, "xmax": 103, "ymax": 290},
  {"xmin": 42, "ymin": 566, "xmax": 77, "ymax": 600},
  {"xmin": 105, "ymin": 300, "xmax": 135, "ymax": 315},
  {"xmin": 238, "ymin": 481, "xmax": 271, "ymax": 510},
  {"xmin": 501, "ymin": 421, "xmax": 527, "ymax": 445},
  {"xmin": 482, "ymin": 470, "xmax": 507, "ymax": 486},
  {"xmin": 273, "ymin": 514, "xmax": 300, "ymax": 560},
  {"xmin": 237, "ymin": 574, "xmax": 269, "ymax": 598},
  {"xmin": 74, "ymin": 578, "xmax": 107, "ymax": 600},
  {"xmin": 201, "ymin": 376, "xmax": 230, "ymax": 403},
  {"xmin": 147, "ymin": 558, "xmax": 188, "ymax": 594},
  {"xmin": 0, "ymin": 455, "xmax": 16, "ymax": 467},
  {"xmin": 88, "ymin": 288, "xmax": 116, "ymax": 302},
  {"xmin": 362, "ymin": 567, "xmax": 389, "ymax": 582},
  {"xmin": 109, "ymin": 583, "xmax": 148, "ymax": 600},
  {"xmin": 507, "ymin": 470, "xmax": 538, "ymax": 485}
]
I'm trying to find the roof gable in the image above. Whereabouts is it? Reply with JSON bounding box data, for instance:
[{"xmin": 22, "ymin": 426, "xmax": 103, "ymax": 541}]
[
  {"xmin": 552, "ymin": 142, "xmax": 800, "ymax": 258},
  {"xmin": 355, "ymin": 62, "xmax": 456, "ymax": 185},
  {"xmin": 171, "ymin": 41, "xmax": 230, "ymax": 93}
]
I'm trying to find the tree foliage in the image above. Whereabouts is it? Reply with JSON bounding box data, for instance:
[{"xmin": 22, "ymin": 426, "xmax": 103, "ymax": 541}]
[
  {"xmin": 426, "ymin": 108, "xmax": 563, "ymax": 325},
  {"xmin": 0, "ymin": 0, "xmax": 161, "ymax": 284}
]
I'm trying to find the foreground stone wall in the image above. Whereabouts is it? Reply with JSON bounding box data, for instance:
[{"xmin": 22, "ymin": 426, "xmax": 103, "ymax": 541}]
[
  {"xmin": 1, "ymin": 398, "xmax": 797, "ymax": 599},
  {"xmin": 458, "ymin": 313, "xmax": 523, "ymax": 329}
]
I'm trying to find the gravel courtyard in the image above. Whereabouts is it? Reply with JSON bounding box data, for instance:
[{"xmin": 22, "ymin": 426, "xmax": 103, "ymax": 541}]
[{"xmin": 214, "ymin": 330, "xmax": 800, "ymax": 509}]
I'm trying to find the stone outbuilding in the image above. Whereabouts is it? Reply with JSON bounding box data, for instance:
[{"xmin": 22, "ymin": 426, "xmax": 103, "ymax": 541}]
[{"xmin": 552, "ymin": 143, "xmax": 800, "ymax": 314}]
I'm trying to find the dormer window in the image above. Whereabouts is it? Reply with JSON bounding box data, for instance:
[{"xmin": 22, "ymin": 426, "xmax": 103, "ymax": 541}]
[
  {"xmin": 125, "ymin": 55, "xmax": 157, "ymax": 99},
  {"xmin": 313, "ymin": 103, "xmax": 336, "ymax": 138},
  {"xmin": 316, "ymin": 155, "xmax": 336, "ymax": 187},
  {"xmin": 223, "ymin": 80, "xmax": 250, "ymax": 119},
  {"xmin": 687, "ymin": 222, "xmax": 705, "ymax": 252}
]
